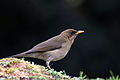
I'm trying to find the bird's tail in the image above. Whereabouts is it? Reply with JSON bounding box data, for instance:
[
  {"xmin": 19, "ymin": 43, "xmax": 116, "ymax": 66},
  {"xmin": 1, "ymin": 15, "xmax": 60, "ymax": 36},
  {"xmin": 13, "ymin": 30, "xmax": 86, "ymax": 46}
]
[
  {"xmin": 7, "ymin": 50, "xmax": 32, "ymax": 58},
  {"xmin": 7, "ymin": 53, "xmax": 25, "ymax": 58}
]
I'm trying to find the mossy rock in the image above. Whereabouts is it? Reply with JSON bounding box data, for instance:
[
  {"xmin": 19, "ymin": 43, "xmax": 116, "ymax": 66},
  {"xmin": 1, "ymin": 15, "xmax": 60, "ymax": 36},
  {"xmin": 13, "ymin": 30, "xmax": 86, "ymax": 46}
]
[{"xmin": 0, "ymin": 58, "xmax": 71, "ymax": 80}]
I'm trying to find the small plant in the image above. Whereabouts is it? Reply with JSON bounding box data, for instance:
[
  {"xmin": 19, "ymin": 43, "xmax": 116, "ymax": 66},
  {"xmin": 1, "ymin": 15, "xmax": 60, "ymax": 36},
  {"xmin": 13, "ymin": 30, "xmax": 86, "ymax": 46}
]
[
  {"xmin": 70, "ymin": 71, "xmax": 87, "ymax": 80},
  {"xmin": 108, "ymin": 70, "xmax": 119, "ymax": 80},
  {"xmin": 89, "ymin": 71, "xmax": 120, "ymax": 80},
  {"xmin": 21, "ymin": 57, "xmax": 25, "ymax": 61},
  {"xmin": 79, "ymin": 71, "xmax": 87, "ymax": 79}
]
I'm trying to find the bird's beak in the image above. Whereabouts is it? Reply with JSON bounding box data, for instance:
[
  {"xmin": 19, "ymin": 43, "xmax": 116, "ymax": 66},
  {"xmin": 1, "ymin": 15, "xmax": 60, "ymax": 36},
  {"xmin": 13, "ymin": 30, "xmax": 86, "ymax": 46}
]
[{"xmin": 75, "ymin": 30, "xmax": 84, "ymax": 35}]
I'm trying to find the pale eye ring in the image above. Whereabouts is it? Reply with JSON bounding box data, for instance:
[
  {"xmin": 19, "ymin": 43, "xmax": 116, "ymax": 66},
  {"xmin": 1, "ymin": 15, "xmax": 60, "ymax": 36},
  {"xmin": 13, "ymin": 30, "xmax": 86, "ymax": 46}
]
[{"xmin": 70, "ymin": 31, "xmax": 76, "ymax": 35}]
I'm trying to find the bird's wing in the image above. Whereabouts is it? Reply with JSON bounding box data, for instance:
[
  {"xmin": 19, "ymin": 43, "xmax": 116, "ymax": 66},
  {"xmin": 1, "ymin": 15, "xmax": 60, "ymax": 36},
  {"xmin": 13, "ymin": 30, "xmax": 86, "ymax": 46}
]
[{"xmin": 28, "ymin": 35, "xmax": 66, "ymax": 53}]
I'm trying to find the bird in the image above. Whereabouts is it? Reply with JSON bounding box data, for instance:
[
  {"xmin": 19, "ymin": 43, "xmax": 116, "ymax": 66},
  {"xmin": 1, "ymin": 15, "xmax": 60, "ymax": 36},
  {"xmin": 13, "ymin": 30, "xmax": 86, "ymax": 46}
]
[{"xmin": 9, "ymin": 29, "xmax": 84, "ymax": 69}]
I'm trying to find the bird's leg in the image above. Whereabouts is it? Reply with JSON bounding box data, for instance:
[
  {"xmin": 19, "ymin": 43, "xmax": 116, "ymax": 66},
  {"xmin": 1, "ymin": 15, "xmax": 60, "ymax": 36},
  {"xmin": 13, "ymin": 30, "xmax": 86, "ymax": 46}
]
[
  {"xmin": 46, "ymin": 56, "xmax": 54, "ymax": 69},
  {"xmin": 46, "ymin": 61, "xmax": 51, "ymax": 69}
]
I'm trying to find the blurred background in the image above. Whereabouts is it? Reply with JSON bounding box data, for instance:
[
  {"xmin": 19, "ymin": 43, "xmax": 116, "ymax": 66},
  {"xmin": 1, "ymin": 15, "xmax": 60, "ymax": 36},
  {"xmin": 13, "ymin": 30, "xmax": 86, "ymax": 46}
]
[{"xmin": 0, "ymin": 0, "xmax": 120, "ymax": 78}]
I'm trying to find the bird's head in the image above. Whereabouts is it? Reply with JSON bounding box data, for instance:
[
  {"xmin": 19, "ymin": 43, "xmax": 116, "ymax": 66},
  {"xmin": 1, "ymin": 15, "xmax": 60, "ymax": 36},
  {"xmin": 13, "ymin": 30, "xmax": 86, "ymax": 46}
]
[{"xmin": 60, "ymin": 29, "xmax": 84, "ymax": 41}]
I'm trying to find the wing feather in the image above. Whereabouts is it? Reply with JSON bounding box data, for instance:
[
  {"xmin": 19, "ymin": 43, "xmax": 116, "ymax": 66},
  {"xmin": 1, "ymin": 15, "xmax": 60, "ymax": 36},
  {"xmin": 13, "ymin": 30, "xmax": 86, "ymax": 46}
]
[{"xmin": 28, "ymin": 35, "xmax": 66, "ymax": 53}]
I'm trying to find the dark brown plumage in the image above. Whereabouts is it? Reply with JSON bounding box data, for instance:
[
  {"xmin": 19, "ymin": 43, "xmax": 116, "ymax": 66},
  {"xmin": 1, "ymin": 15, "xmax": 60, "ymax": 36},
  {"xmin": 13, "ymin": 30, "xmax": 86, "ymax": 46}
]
[{"xmin": 9, "ymin": 29, "xmax": 84, "ymax": 69}]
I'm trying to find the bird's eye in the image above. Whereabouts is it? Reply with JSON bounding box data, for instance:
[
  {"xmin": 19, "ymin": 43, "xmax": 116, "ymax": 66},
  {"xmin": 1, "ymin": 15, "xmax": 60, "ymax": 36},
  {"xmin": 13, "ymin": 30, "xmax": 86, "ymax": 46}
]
[{"xmin": 70, "ymin": 31, "xmax": 76, "ymax": 35}]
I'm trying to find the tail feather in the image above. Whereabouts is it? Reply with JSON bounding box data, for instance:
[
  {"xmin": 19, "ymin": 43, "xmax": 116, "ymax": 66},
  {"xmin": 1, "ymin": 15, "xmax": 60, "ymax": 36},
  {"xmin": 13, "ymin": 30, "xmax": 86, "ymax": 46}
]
[
  {"xmin": 7, "ymin": 53, "xmax": 25, "ymax": 58},
  {"xmin": 10, "ymin": 53, "xmax": 25, "ymax": 57},
  {"xmin": 7, "ymin": 50, "xmax": 32, "ymax": 58}
]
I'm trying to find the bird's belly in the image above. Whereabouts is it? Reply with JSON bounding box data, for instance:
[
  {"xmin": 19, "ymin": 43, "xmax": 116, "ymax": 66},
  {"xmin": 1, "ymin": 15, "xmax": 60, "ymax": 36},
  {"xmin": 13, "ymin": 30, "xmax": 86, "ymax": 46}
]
[
  {"xmin": 48, "ymin": 48, "xmax": 70, "ymax": 61},
  {"xmin": 28, "ymin": 50, "xmax": 68, "ymax": 61},
  {"xmin": 52, "ymin": 54, "xmax": 66, "ymax": 61}
]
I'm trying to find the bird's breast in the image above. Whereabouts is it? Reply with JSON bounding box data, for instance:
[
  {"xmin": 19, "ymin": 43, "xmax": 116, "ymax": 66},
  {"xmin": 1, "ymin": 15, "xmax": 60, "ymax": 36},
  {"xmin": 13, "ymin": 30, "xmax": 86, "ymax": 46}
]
[{"xmin": 49, "ymin": 41, "xmax": 72, "ymax": 61}]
